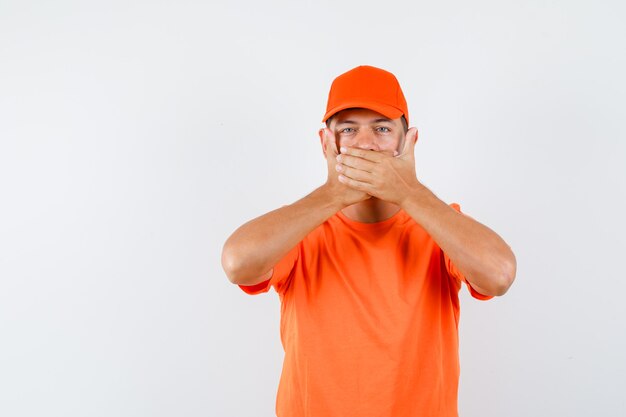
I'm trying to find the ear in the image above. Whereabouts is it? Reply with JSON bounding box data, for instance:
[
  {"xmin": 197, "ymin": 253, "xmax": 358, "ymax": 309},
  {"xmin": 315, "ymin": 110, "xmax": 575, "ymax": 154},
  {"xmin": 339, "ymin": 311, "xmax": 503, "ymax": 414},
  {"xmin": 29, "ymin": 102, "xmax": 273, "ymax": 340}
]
[{"xmin": 319, "ymin": 128, "xmax": 327, "ymax": 157}]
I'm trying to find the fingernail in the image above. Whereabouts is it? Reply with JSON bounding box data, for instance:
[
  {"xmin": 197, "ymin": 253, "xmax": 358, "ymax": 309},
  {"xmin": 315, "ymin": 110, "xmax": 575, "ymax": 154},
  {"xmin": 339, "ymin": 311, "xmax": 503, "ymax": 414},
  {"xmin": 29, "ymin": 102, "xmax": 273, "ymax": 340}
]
[{"xmin": 340, "ymin": 147, "xmax": 347, "ymax": 153}]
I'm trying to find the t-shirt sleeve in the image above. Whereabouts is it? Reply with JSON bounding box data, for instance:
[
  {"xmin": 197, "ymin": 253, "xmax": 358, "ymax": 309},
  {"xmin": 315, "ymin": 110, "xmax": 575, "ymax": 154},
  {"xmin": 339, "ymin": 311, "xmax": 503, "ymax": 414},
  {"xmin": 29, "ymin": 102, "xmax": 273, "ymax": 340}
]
[
  {"xmin": 237, "ymin": 242, "xmax": 300, "ymax": 296},
  {"xmin": 444, "ymin": 203, "xmax": 494, "ymax": 301}
]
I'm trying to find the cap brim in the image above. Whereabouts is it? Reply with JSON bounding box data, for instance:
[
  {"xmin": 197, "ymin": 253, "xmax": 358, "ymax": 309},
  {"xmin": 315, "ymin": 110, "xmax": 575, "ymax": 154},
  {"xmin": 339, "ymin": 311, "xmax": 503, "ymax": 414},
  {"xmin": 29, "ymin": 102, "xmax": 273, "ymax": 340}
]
[{"xmin": 322, "ymin": 101, "xmax": 404, "ymax": 123}]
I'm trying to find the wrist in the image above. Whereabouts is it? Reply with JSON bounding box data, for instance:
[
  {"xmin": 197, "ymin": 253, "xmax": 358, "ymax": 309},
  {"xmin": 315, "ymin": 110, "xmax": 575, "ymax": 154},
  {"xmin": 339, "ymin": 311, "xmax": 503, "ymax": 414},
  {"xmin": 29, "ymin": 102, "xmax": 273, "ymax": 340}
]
[
  {"xmin": 399, "ymin": 181, "xmax": 431, "ymax": 210},
  {"xmin": 316, "ymin": 183, "xmax": 346, "ymax": 212}
]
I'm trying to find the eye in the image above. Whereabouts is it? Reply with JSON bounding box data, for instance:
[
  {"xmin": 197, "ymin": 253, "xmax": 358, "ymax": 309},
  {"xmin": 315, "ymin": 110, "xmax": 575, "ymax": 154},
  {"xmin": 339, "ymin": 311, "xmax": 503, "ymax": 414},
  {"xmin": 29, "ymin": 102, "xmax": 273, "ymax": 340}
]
[
  {"xmin": 340, "ymin": 127, "xmax": 355, "ymax": 133},
  {"xmin": 376, "ymin": 126, "xmax": 391, "ymax": 133}
]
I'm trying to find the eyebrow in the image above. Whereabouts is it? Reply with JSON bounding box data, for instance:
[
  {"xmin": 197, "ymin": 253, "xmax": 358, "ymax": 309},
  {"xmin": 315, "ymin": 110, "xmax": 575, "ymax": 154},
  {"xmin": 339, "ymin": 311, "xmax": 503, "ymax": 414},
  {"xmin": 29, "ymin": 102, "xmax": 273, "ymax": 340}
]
[{"xmin": 336, "ymin": 118, "xmax": 393, "ymax": 125}]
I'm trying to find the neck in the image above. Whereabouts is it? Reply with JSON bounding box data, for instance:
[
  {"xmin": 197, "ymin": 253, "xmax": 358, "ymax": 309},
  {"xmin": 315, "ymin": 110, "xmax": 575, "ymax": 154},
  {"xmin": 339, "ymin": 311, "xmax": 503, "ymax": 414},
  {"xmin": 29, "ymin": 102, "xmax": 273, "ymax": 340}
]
[{"xmin": 340, "ymin": 197, "xmax": 401, "ymax": 223}]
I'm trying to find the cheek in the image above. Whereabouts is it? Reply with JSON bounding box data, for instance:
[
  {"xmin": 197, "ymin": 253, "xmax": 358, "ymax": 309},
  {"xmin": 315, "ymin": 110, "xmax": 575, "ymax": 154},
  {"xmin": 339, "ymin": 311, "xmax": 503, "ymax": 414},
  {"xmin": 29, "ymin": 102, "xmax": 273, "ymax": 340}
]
[
  {"xmin": 337, "ymin": 137, "xmax": 355, "ymax": 149},
  {"xmin": 380, "ymin": 137, "xmax": 401, "ymax": 152},
  {"xmin": 393, "ymin": 134, "xmax": 403, "ymax": 150}
]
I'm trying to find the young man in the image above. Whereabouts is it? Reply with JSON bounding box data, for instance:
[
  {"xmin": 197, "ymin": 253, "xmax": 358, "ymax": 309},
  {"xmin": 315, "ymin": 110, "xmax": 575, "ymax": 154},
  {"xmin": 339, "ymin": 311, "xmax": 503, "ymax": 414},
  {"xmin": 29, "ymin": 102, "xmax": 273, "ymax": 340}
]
[{"xmin": 221, "ymin": 65, "xmax": 516, "ymax": 417}]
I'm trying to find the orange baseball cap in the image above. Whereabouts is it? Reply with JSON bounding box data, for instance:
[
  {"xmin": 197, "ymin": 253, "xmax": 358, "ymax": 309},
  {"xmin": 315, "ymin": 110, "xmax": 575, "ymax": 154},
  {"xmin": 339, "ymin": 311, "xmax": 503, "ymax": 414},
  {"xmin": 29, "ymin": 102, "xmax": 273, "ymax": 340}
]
[{"xmin": 322, "ymin": 65, "xmax": 409, "ymax": 125}]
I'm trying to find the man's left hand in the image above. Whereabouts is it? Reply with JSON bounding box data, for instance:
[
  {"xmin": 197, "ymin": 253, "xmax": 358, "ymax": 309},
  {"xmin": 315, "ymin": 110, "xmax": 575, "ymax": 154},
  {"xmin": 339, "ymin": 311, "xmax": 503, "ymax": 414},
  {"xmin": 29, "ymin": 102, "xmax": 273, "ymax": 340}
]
[{"xmin": 334, "ymin": 127, "xmax": 422, "ymax": 206}]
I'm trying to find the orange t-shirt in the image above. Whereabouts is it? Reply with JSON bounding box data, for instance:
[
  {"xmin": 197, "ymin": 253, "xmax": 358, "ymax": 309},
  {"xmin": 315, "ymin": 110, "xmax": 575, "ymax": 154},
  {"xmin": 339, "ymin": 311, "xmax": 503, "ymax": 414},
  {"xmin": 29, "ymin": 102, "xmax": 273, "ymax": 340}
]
[{"xmin": 239, "ymin": 203, "xmax": 493, "ymax": 417}]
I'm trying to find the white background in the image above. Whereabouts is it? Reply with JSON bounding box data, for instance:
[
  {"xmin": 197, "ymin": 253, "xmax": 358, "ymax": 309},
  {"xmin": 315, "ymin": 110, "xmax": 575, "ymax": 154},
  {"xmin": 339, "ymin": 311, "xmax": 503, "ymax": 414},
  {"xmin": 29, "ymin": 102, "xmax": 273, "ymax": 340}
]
[{"xmin": 1, "ymin": 1, "xmax": 625, "ymax": 416}]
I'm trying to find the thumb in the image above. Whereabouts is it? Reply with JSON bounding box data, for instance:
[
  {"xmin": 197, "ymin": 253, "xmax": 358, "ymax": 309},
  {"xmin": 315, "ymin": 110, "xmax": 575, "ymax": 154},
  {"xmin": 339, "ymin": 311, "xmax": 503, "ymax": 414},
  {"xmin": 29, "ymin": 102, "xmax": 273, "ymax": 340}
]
[
  {"xmin": 323, "ymin": 128, "xmax": 339, "ymax": 157},
  {"xmin": 398, "ymin": 127, "xmax": 418, "ymax": 158}
]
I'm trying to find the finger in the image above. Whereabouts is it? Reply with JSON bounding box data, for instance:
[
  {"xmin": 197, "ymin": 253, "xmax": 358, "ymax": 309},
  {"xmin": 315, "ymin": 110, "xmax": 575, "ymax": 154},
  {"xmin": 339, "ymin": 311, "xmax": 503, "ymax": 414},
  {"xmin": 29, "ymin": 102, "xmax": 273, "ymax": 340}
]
[
  {"xmin": 399, "ymin": 127, "xmax": 418, "ymax": 158},
  {"xmin": 328, "ymin": 129, "xmax": 340, "ymax": 155},
  {"xmin": 323, "ymin": 128, "xmax": 338, "ymax": 158},
  {"xmin": 378, "ymin": 149, "xmax": 396, "ymax": 157},
  {"xmin": 336, "ymin": 164, "xmax": 373, "ymax": 183},
  {"xmin": 338, "ymin": 174, "xmax": 372, "ymax": 192},
  {"xmin": 340, "ymin": 147, "xmax": 384, "ymax": 163},
  {"xmin": 337, "ymin": 153, "xmax": 376, "ymax": 172}
]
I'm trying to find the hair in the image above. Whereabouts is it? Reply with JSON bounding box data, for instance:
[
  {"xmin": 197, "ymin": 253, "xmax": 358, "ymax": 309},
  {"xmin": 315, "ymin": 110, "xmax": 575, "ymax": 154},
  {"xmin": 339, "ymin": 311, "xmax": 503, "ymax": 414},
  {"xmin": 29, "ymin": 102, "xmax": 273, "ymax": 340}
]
[
  {"xmin": 326, "ymin": 113, "xmax": 408, "ymax": 134},
  {"xmin": 400, "ymin": 115, "xmax": 408, "ymax": 133}
]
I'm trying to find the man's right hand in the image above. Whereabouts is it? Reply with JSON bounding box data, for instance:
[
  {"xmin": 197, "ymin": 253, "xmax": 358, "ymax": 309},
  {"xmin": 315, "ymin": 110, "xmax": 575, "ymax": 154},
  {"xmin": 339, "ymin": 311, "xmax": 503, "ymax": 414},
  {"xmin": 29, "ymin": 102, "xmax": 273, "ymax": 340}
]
[
  {"xmin": 320, "ymin": 128, "xmax": 371, "ymax": 208},
  {"xmin": 223, "ymin": 128, "xmax": 372, "ymax": 287}
]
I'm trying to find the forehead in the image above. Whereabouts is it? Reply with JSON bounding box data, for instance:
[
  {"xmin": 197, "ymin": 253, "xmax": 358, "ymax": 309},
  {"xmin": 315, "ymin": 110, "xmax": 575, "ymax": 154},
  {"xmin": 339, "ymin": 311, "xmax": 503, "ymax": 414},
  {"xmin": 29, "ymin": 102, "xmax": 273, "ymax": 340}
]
[{"xmin": 332, "ymin": 108, "xmax": 398, "ymax": 124}]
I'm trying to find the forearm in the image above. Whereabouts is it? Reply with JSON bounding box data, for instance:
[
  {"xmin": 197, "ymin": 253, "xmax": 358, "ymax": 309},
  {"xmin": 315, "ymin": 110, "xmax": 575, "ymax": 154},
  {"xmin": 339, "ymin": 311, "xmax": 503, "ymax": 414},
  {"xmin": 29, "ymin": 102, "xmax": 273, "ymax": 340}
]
[
  {"xmin": 400, "ymin": 184, "xmax": 516, "ymax": 296},
  {"xmin": 221, "ymin": 185, "xmax": 343, "ymax": 285}
]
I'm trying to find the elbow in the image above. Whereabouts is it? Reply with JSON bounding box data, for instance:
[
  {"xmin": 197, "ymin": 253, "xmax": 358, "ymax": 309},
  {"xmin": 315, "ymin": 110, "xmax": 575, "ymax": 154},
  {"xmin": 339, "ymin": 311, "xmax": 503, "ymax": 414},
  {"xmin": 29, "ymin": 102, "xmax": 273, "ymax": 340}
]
[
  {"xmin": 491, "ymin": 253, "xmax": 517, "ymax": 296},
  {"xmin": 474, "ymin": 252, "xmax": 516, "ymax": 297},
  {"xmin": 221, "ymin": 242, "xmax": 244, "ymax": 284},
  {"xmin": 221, "ymin": 241, "xmax": 270, "ymax": 285}
]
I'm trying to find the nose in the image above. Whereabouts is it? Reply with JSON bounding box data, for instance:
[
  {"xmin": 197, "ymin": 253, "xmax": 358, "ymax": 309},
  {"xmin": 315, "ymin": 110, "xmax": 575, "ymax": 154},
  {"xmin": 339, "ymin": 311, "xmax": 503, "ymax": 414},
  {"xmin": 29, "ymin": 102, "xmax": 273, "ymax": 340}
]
[{"xmin": 353, "ymin": 129, "xmax": 379, "ymax": 151}]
